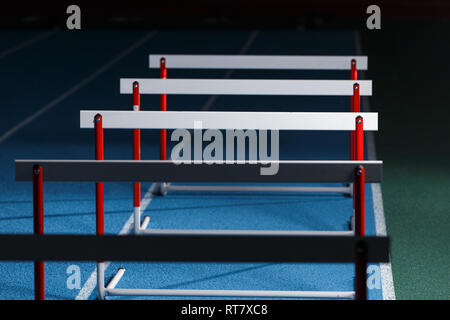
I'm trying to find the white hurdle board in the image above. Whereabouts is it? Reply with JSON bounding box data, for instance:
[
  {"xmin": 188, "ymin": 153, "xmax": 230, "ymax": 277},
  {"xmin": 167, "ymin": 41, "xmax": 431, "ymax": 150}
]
[
  {"xmin": 80, "ymin": 111, "xmax": 378, "ymax": 131},
  {"xmin": 120, "ymin": 79, "xmax": 372, "ymax": 96},
  {"xmin": 149, "ymin": 54, "xmax": 368, "ymax": 70}
]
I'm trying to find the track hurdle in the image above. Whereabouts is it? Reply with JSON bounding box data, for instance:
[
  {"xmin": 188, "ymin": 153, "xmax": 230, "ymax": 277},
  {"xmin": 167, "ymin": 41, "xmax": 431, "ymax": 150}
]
[
  {"xmin": 80, "ymin": 110, "xmax": 377, "ymax": 236},
  {"xmin": 149, "ymin": 54, "xmax": 366, "ymax": 188},
  {"xmin": 0, "ymin": 233, "xmax": 389, "ymax": 301},
  {"xmin": 119, "ymin": 78, "xmax": 372, "ymax": 199},
  {"xmin": 15, "ymin": 159, "xmax": 383, "ymax": 300}
]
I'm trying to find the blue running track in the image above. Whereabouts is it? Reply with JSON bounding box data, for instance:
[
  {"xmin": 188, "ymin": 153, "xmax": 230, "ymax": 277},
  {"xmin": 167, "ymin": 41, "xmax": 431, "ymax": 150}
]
[{"xmin": 0, "ymin": 30, "xmax": 383, "ymax": 300}]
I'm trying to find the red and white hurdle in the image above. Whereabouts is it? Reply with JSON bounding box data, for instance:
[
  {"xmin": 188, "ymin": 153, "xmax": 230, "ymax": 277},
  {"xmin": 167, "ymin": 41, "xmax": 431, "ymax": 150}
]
[
  {"xmin": 82, "ymin": 79, "xmax": 376, "ymax": 238},
  {"xmin": 19, "ymin": 159, "xmax": 383, "ymax": 300},
  {"xmin": 146, "ymin": 54, "xmax": 367, "ymax": 196},
  {"xmin": 120, "ymin": 77, "xmax": 372, "ymax": 199}
]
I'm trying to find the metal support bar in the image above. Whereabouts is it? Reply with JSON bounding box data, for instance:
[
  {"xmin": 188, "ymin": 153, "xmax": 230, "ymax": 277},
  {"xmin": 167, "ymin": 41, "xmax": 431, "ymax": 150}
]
[
  {"xmin": 136, "ymin": 228, "xmax": 354, "ymax": 236},
  {"xmin": 166, "ymin": 184, "xmax": 353, "ymax": 195},
  {"xmin": 105, "ymin": 287, "xmax": 355, "ymax": 299}
]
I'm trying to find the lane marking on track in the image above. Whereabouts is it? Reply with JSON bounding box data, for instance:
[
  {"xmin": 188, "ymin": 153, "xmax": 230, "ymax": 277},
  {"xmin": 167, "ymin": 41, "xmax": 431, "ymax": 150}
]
[
  {"xmin": 0, "ymin": 31, "xmax": 158, "ymax": 145},
  {"xmin": 0, "ymin": 29, "xmax": 58, "ymax": 60},
  {"xmin": 75, "ymin": 31, "xmax": 259, "ymax": 300},
  {"xmin": 75, "ymin": 184, "xmax": 156, "ymax": 300},
  {"xmin": 202, "ymin": 31, "xmax": 259, "ymax": 111},
  {"xmin": 354, "ymin": 31, "xmax": 396, "ymax": 300}
]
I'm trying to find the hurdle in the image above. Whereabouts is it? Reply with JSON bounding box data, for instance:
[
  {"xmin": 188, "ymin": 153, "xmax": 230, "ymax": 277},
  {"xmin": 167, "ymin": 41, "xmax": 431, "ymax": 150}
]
[
  {"xmin": 119, "ymin": 78, "xmax": 371, "ymax": 198},
  {"xmin": 15, "ymin": 159, "xmax": 383, "ymax": 300},
  {"xmin": 80, "ymin": 110, "xmax": 377, "ymax": 236},
  {"xmin": 148, "ymin": 54, "xmax": 366, "ymax": 192},
  {"xmin": 0, "ymin": 233, "xmax": 390, "ymax": 301}
]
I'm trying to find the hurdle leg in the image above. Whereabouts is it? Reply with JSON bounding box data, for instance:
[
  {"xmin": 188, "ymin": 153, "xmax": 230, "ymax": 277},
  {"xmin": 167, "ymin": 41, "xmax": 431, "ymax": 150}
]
[
  {"xmin": 33, "ymin": 165, "xmax": 44, "ymax": 300},
  {"xmin": 354, "ymin": 165, "xmax": 365, "ymax": 237},
  {"xmin": 354, "ymin": 158, "xmax": 366, "ymax": 299},
  {"xmin": 355, "ymin": 240, "xmax": 368, "ymax": 300},
  {"xmin": 132, "ymin": 81, "xmax": 145, "ymax": 233},
  {"xmin": 349, "ymin": 60, "xmax": 357, "ymax": 161},
  {"xmin": 153, "ymin": 57, "xmax": 169, "ymax": 197},
  {"xmin": 97, "ymin": 262, "xmax": 106, "ymax": 300},
  {"xmin": 94, "ymin": 114, "xmax": 107, "ymax": 299},
  {"xmin": 350, "ymin": 84, "xmax": 361, "ymax": 229}
]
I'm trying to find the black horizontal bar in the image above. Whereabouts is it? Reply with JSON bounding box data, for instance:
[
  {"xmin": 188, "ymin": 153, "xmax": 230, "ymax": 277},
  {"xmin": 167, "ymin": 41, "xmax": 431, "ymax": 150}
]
[
  {"xmin": 15, "ymin": 160, "xmax": 382, "ymax": 183},
  {"xmin": 0, "ymin": 234, "xmax": 389, "ymax": 263}
]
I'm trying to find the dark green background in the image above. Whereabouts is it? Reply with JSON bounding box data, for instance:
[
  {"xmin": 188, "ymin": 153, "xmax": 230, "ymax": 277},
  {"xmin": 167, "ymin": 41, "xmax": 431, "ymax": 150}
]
[{"xmin": 361, "ymin": 19, "xmax": 450, "ymax": 299}]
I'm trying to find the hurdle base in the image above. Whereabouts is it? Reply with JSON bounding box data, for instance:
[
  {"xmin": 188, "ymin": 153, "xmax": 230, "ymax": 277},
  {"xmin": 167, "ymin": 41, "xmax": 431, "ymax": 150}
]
[
  {"xmin": 135, "ymin": 228, "xmax": 354, "ymax": 236},
  {"xmin": 152, "ymin": 182, "xmax": 169, "ymax": 196},
  {"xmin": 106, "ymin": 268, "xmax": 126, "ymax": 290},
  {"xmin": 166, "ymin": 184, "xmax": 353, "ymax": 195},
  {"xmin": 105, "ymin": 267, "xmax": 355, "ymax": 298},
  {"xmin": 104, "ymin": 287, "xmax": 355, "ymax": 299},
  {"xmin": 141, "ymin": 216, "xmax": 151, "ymax": 230}
]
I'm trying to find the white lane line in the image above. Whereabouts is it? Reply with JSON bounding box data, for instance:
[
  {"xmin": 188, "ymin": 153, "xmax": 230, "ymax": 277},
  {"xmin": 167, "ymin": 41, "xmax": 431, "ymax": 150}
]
[
  {"xmin": 354, "ymin": 31, "xmax": 396, "ymax": 300},
  {"xmin": 0, "ymin": 29, "xmax": 58, "ymax": 60},
  {"xmin": 202, "ymin": 31, "xmax": 259, "ymax": 111},
  {"xmin": 75, "ymin": 184, "xmax": 156, "ymax": 300},
  {"xmin": 0, "ymin": 31, "xmax": 158, "ymax": 145},
  {"xmin": 76, "ymin": 31, "xmax": 259, "ymax": 300}
]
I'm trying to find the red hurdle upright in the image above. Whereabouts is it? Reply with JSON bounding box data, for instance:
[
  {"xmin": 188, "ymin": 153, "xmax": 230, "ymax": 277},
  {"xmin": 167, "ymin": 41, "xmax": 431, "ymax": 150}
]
[
  {"xmin": 95, "ymin": 115, "xmax": 104, "ymax": 236},
  {"xmin": 160, "ymin": 58, "xmax": 167, "ymax": 161},
  {"xmin": 33, "ymin": 165, "xmax": 44, "ymax": 300},
  {"xmin": 133, "ymin": 82, "xmax": 141, "ymax": 233},
  {"xmin": 94, "ymin": 114, "xmax": 105, "ymax": 299},
  {"xmin": 350, "ymin": 60, "xmax": 358, "ymax": 160},
  {"xmin": 354, "ymin": 116, "xmax": 365, "ymax": 236},
  {"xmin": 354, "ymin": 114, "xmax": 366, "ymax": 300},
  {"xmin": 354, "ymin": 239, "xmax": 368, "ymax": 300}
]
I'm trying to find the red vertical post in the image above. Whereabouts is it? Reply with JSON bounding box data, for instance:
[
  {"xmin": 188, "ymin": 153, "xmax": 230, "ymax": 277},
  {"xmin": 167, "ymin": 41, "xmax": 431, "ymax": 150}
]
[
  {"xmin": 94, "ymin": 115, "xmax": 104, "ymax": 237},
  {"xmin": 351, "ymin": 59, "xmax": 357, "ymax": 81},
  {"xmin": 353, "ymin": 83, "xmax": 360, "ymax": 113},
  {"xmin": 133, "ymin": 82, "xmax": 141, "ymax": 209},
  {"xmin": 354, "ymin": 165, "xmax": 365, "ymax": 236},
  {"xmin": 33, "ymin": 165, "xmax": 44, "ymax": 300},
  {"xmin": 355, "ymin": 116, "xmax": 364, "ymax": 161},
  {"xmin": 350, "ymin": 60, "xmax": 357, "ymax": 160},
  {"xmin": 160, "ymin": 57, "xmax": 167, "ymax": 161},
  {"xmin": 354, "ymin": 240, "xmax": 368, "ymax": 300},
  {"xmin": 350, "ymin": 83, "xmax": 360, "ymax": 161},
  {"xmin": 354, "ymin": 116, "xmax": 365, "ymax": 226}
]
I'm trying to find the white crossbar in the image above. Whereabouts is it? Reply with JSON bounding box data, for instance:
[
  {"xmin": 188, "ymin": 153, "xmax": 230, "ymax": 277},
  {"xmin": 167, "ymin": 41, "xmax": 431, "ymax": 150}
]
[
  {"xmin": 80, "ymin": 111, "xmax": 378, "ymax": 131},
  {"xmin": 149, "ymin": 54, "xmax": 368, "ymax": 70},
  {"xmin": 120, "ymin": 79, "xmax": 372, "ymax": 96}
]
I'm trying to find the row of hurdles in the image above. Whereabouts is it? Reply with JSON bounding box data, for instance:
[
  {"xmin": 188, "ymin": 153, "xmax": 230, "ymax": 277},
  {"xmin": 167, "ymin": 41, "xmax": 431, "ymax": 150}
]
[{"xmin": 7, "ymin": 54, "xmax": 390, "ymax": 300}]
